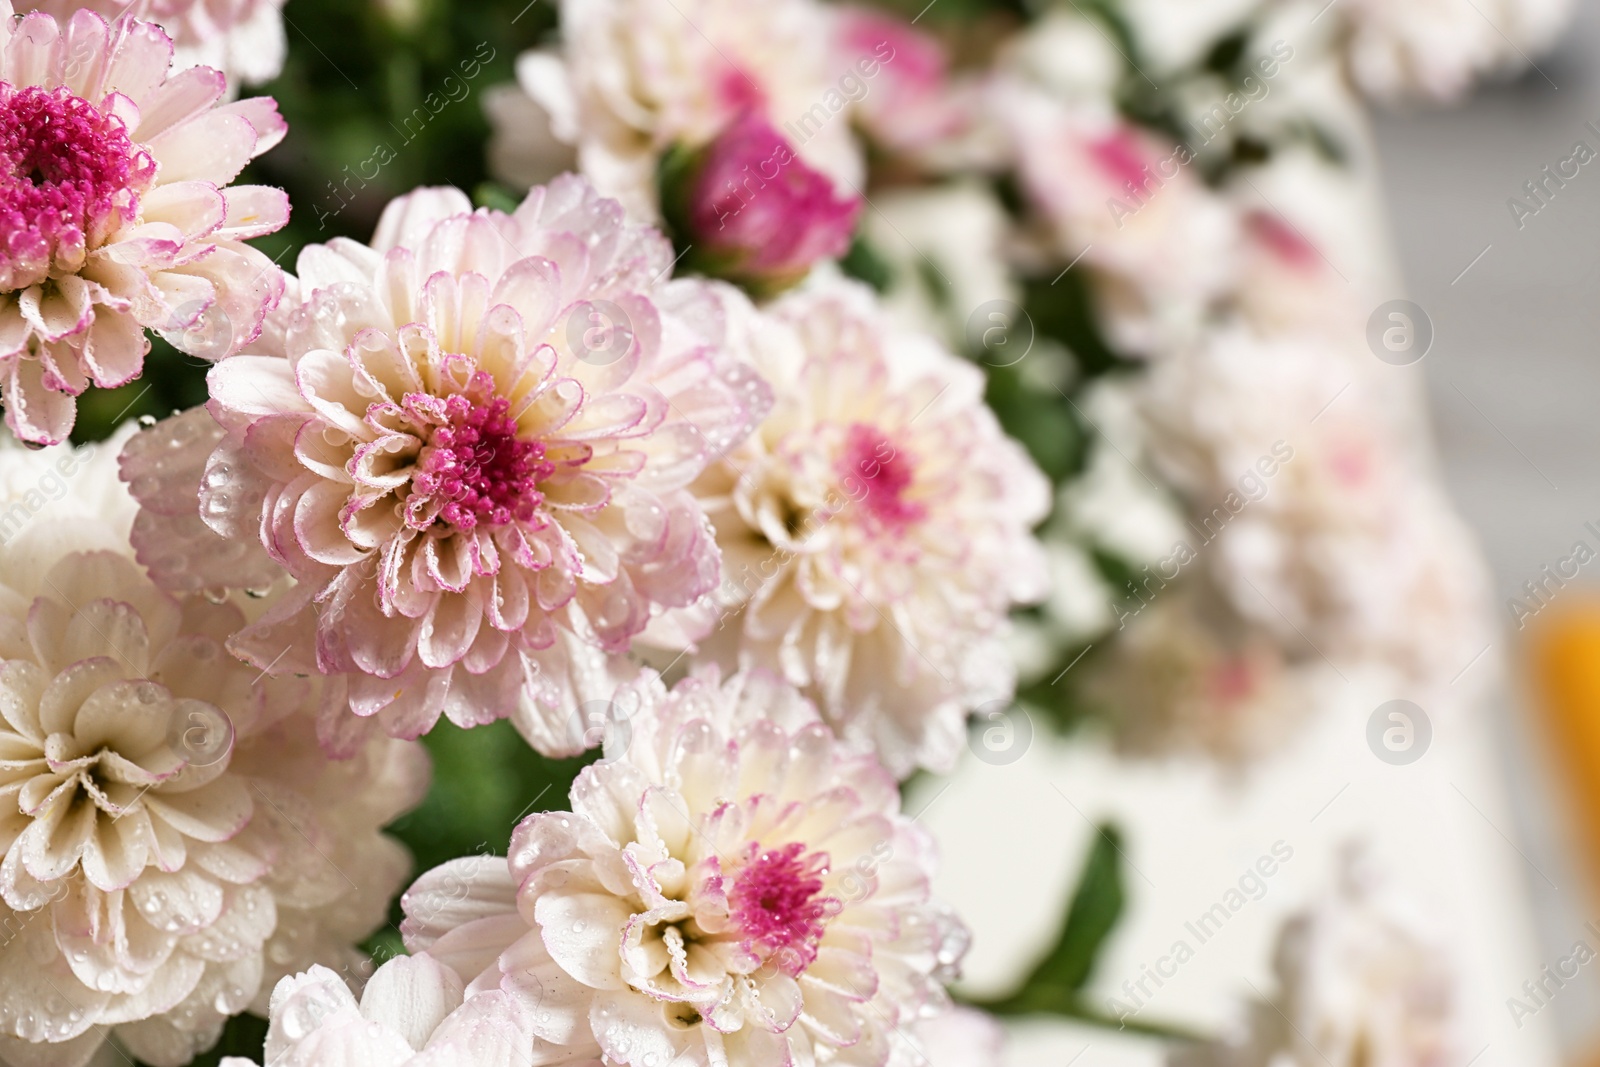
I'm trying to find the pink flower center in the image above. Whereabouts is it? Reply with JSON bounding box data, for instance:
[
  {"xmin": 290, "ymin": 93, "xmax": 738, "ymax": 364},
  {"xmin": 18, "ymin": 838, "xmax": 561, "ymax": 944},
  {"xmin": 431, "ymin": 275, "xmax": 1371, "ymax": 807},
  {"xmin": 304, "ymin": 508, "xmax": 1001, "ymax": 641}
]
[
  {"xmin": 408, "ymin": 372, "xmax": 555, "ymax": 531},
  {"xmin": 1089, "ymin": 130, "xmax": 1151, "ymax": 192},
  {"xmin": 0, "ymin": 84, "xmax": 154, "ymax": 292},
  {"xmin": 729, "ymin": 842, "xmax": 839, "ymax": 976},
  {"xmin": 1246, "ymin": 211, "xmax": 1320, "ymax": 271},
  {"xmin": 838, "ymin": 423, "xmax": 924, "ymax": 529},
  {"xmin": 1209, "ymin": 657, "xmax": 1259, "ymax": 706}
]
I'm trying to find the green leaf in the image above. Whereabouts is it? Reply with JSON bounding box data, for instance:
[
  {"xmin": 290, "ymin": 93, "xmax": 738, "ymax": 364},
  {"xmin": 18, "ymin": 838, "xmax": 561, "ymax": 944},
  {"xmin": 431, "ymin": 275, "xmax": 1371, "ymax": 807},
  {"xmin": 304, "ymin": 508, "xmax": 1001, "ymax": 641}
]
[
  {"xmin": 473, "ymin": 181, "xmax": 523, "ymax": 214},
  {"xmin": 956, "ymin": 823, "xmax": 1189, "ymax": 1037},
  {"xmin": 964, "ymin": 821, "xmax": 1127, "ymax": 1023},
  {"xmin": 1023, "ymin": 822, "xmax": 1127, "ymax": 992},
  {"xmin": 387, "ymin": 718, "xmax": 596, "ymax": 881},
  {"xmin": 839, "ymin": 235, "xmax": 894, "ymax": 294}
]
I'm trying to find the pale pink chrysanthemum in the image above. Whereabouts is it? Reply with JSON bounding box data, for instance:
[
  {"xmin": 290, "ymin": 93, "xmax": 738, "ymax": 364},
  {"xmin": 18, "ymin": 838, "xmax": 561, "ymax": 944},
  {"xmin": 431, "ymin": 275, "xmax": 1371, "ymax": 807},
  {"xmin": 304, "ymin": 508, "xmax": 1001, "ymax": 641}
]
[
  {"xmin": 995, "ymin": 79, "xmax": 1238, "ymax": 357},
  {"xmin": 0, "ymin": 432, "xmax": 427, "ymax": 1067},
  {"xmin": 130, "ymin": 178, "xmax": 771, "ymax": 756},
  {"xmin": 669, "ymin": 276, "xmax": 1050, "ymax": 777},
  {"xmin": 27, "ymin": 0, "xmax": 289, "ymax": 90},
  {"xmin": 0, "ymin": 2, "xmax": 288, "ymax": 445},
  {"xmin": 400, "ymin": 666, "xmax": 970, "ymax": 1067}
]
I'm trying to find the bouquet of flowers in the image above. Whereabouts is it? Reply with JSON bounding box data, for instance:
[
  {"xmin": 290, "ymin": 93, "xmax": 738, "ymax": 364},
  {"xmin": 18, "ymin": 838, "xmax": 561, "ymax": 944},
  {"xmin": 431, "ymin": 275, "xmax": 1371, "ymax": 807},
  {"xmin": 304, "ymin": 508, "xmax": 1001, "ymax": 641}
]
[{"xmin": 0, "ymin": 0, "xmax": 1563, "ymax": 1064}]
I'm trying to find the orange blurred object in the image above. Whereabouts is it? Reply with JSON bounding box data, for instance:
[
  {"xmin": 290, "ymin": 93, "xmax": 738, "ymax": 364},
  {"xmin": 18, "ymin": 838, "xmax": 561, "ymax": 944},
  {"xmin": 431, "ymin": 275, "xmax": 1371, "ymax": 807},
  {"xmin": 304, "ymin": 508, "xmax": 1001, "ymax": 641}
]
[{"xmin": 1527, "ymin": 598, "xmax": 1600, "ymax": 898}]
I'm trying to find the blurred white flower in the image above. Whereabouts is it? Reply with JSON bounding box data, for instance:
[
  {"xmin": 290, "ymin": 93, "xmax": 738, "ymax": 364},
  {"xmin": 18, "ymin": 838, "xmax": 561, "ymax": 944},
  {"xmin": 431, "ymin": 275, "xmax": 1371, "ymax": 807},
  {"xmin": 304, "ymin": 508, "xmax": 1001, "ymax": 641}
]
[
  {"xmin": 0, "ymin": 4, "xmax": 289, "ymax": 444},
  {"xmin": 1273, "ymin": 853, "xmax": 1459, "ymax": 1067},
  {"xmin": 1333, "ymin": 0, "xmax": 1573, "ymax": 103},
  {"xmin": 1173, "ymin": 850, "xmax": 1459, "ymax": 1067},
  {"xmin": 400, "ymin": 666, "xmax": 970, "ymax": 1067},
  {"xmin": 125, "ymin": 178, "xmax": 771, "ymax": 757},
  {"xmin": 29, "ymin": 0, "xmax": 290, "ymax": 90},
  {"xmin": 0, "ymin": 432, "xmax": 427, "ymax": 1067},
  {"xmin": 1138, "ymin": 325, "xmax": 1494, "ymax": 693},
  {"xmin": 671, "ymin": 276, "xmax": 1051, "ymax": 777},
  {"xmin": 1082, "ymin": 578, "xmax": 1313, "ymax": 764},
  {"xmin": 217, "ymin": 956, "xmax": 572, "ymax": 1067},
  {"xmin": 863, "ymin": 182, "xmax": 1018, "ymax": 348},
  {"xmin": 998, "ymin": 8, "xmax": 1123, "ymax": 105},
  {"xmin": 490, "ymin": 0, "xmax": 861, "ymax": 220}
]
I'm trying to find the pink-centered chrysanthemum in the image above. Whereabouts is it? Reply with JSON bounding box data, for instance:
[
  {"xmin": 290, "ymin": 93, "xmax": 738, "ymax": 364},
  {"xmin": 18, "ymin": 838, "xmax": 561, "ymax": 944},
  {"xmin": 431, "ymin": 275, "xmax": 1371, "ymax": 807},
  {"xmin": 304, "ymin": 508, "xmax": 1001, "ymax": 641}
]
[
  {"xmin": 131, "ymin": 178, "xmax": 771, "ymax": 756},
  {"xmin": 0, "ymin": 3, "xmax": 288, "ymax": 445},
  {"xmin": 995, "ymin": 78, "xmax": 1237, "ymax": 357},
  {"xmin": 400, "ymin": 666, "xmax": 969, "ymax": 1067},
  {"xmin": 0, "ymin": 431, "xmax": 427, "ymax": 1067},
  {"xmin": 668, "ymin": 276, "xmax": 1050, "ymax": 777}
]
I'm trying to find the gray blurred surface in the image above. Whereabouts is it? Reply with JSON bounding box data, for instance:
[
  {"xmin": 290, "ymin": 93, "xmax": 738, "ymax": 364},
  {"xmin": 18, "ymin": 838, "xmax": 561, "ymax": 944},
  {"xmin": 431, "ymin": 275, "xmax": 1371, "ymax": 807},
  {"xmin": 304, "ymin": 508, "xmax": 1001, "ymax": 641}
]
[{"xmin": 1372, "ymin": 0, "xmax": 1600, "ymax": 1051}]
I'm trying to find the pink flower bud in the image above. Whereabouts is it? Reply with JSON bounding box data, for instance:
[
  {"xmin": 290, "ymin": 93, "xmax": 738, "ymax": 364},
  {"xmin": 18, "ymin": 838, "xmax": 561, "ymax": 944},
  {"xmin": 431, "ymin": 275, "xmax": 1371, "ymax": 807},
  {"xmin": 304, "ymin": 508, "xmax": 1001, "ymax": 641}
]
[{"xmin": 682, "ymin": 111, "xmax": 862, "ymax": 292}]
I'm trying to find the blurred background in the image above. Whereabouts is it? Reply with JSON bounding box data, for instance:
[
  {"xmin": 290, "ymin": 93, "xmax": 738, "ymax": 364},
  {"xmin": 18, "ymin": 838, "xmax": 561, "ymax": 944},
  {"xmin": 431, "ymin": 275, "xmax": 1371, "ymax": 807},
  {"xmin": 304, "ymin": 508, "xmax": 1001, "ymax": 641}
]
[{"xmin": 1376, "ymin": 0, "xmax": 1600, "ymax": 1047}]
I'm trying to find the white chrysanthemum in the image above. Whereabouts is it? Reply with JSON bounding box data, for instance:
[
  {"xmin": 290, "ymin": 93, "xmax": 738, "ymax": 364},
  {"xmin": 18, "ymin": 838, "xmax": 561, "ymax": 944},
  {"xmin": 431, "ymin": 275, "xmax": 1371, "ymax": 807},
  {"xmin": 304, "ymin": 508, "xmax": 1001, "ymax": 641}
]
[
  {"xmin": 28, "ymin": 0, "xmax": 289, "ymax": 90},
  {"xmin": 1081, "ymin": 579, "xmax": 1313, "ymax": 764},
  {"xmin": 995, "ymin": 78, "xmax": 1238, "ymax": 357},
  {"xmin": 1273, "ymin": 855, "xmax": 1458, "ymax": 1066},
  {"xmin": 400, "ymin": 666, "xmax": 970, "ymax": 1067},
  {"xmin": 218, "ymin": 955, "xmax": 572, "ymax": 1067},
  {"xmin": 908, "ymin": 1007, "xmax": 1004, "ymax": 1067},
  {"xmin": 1173, "ymin": 851, "xmax": 1459, "ymax": 1067},
  {"xmin": 0, "ymin": 433, "xmax": 427, "ymax": 1067},
  {"xmin": 0, "ymin": 3, "xmax": 289, "ymax": 445},
  {"xmin": 493, "ymin": 0, "xmax": 862, "ymax": 220},
  {"xmin": 1335, "ymin": 0, "xmax": 1573, "ymax": 103},
  {"xmin": 1138, "ymin": 325, "xmax": 1494, "ymax": 692},
  {"xmin": 127, "ymin": 178, "xmax": 771, "ymax": 757},
  {"xmin": 673, "ymin": 276, "xmax": 1050, "ymax": 777}
]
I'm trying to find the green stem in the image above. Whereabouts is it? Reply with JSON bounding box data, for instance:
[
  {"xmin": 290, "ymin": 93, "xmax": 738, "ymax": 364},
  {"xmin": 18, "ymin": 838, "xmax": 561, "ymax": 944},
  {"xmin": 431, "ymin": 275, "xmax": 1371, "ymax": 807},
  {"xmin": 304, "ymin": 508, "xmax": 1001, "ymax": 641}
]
[{"xmin": 960, "ymin": 990, "xmax": 1212, "ymax": 1044}]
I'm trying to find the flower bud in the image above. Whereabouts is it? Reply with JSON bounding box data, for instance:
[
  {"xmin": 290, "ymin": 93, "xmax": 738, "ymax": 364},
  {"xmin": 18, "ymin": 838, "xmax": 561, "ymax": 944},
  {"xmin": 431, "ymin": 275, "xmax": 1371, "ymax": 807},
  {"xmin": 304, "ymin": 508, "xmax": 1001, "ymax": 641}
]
[{"xmin": 667, "ymin": 111, "xmax": 862, "ymax": 294}]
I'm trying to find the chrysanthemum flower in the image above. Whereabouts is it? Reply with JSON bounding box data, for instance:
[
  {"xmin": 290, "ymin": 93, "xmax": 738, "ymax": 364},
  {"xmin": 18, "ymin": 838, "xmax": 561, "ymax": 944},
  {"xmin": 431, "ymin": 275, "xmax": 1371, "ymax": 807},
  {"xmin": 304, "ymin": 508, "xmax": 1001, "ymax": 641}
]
[
  {"xmin": 1340, "ymin": 0, "xmax": 1571, "ymax": 103},
  {"xmin": 218, "ymin": 955, "xmax": 567, "ymax": 1067},
  {"xmin": 1080, "ymin": 579, "xmax": 1311, "ymax": 764},
  {"xmin": 0, "ymin": 432, "xmax": 427, "ymax": 1067},
  {"xmin": 1174, "ymin": 851, "xmax": 1459, "ymax": 1067},
  {"xmin": 400, "ymin": 666, "xmax": 969, "ymax": 1067},
  {"xmin": 677, "ymin": 277, "xmax": 1050, "ymax": 777},
  {"xmin": 996, "ymin": 81, "xmax": 1237, "ymax": 357},
  {"xmin": 26, "ymin": 0, "xmax": 290, "ymax": 90},
  {"xmin": 494, "ymin": 0, "xmax": 862, "ymax": 221},
  {"xmin": 0, "ymin": 3, "xmax": 288, "ymax": 445},
  {"xmin": 130, "ymin": 178, "xmax": 770, "ymax": 755},
  {"xmin": 830, "ymin": 6, "xmax": 967, "ymax": 158},
  {"xmin": 1138, "ymin": 325, "xmax": 1494, "ymax": 692}
]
